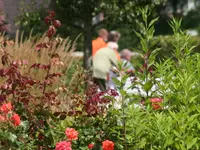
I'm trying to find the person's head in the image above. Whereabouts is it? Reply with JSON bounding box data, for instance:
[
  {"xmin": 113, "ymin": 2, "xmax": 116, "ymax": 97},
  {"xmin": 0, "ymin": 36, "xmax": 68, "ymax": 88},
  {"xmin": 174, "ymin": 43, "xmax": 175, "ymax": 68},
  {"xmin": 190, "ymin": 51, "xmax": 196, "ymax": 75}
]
[
  {"xmin": 98, "ymin": 28, "xmax": 108, "ymax": 41},
  {"xmin": 107, "ymin": 42, "xmax": 119, "ymax": 50},
  {"xmin": 120, "ymin": 49, "xmax": 132, "ymax": 61},
  {"xmin": 108, "ymin": 31, "xmax": 121, "ymax": 42}
]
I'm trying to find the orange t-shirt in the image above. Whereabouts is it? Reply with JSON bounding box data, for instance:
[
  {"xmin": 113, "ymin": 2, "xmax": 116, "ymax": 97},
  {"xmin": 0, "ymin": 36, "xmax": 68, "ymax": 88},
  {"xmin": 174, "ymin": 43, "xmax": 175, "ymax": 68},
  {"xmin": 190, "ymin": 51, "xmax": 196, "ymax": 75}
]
[
  {"xmin": 92, "ymin": 37, "xmax": 107, "ymax": 56},
  {"xmin": 114, "ymin": 49, "xmax": 121, "ymax": 60}
]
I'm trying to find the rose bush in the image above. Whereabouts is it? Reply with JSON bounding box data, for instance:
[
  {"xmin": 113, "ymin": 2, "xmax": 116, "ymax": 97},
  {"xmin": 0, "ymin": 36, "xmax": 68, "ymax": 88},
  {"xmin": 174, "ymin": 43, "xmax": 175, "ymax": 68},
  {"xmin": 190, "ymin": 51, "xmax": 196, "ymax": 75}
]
[{"xmin": 0, "ymin": 10, "xmax": 81, "ymax": 149}]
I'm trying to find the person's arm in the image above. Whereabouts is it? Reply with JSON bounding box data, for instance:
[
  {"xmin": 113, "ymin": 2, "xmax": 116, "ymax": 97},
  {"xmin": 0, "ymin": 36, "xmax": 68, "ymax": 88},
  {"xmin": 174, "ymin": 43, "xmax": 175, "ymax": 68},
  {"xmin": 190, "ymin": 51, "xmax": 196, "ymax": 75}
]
[{"xmin": 109, "ymin": 49, "xmax": 118, "ymax": 67}]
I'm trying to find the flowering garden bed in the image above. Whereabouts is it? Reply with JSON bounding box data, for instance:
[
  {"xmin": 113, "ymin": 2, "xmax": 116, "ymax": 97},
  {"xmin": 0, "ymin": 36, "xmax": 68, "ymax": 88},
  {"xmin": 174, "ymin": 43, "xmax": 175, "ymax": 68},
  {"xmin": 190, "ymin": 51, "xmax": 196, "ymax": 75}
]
[{"xmin": 1, "ymin": 8, "xmax": 200, "ymax": 150}]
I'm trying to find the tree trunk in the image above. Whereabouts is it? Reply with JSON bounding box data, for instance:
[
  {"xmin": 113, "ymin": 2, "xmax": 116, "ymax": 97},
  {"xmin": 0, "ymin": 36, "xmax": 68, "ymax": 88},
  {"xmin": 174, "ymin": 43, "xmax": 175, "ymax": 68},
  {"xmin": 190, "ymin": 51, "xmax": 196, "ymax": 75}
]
[
  {"xmin": 83, "ymin": 4, "xmax": 92, "ymax": 70},
  {"xmin": 83, "ymin": 26, "xmax": 92, "ymax": 70}
]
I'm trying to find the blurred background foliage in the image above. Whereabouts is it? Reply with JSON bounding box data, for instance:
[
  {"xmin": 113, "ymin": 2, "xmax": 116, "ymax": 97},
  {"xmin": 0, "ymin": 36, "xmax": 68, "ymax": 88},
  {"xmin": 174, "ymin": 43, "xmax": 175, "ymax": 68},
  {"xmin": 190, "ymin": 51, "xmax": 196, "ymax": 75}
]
[{"xmin": 14, "ymin": 0, "xmax": 200, "ymax": 59}]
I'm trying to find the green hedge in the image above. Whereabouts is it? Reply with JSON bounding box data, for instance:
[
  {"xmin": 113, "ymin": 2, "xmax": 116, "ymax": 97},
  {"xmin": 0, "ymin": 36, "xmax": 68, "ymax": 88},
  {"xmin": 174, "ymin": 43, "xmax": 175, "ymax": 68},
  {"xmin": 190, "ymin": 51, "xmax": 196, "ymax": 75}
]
[{"xmin": 153, "ymin": 35, "xmax": 200, "ymax": 59}]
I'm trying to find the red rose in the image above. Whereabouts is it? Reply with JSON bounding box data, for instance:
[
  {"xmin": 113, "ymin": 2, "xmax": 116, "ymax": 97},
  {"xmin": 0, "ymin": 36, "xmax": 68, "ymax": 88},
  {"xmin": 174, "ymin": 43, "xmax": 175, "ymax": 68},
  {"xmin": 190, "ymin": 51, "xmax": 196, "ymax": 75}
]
[
  {"xmin": 11, "ymin": 114, "xmax": 21, "ymax": 126},
  {"xmin": 55, "ymin": 141, "xmax": 71, "ymax": 150},
  {"xmin": 0, "ymin": 102, "xmax": 12, "ymax": 113},
  {"xmin": 102, "ymin": 140, "xmax": 114, "ymax": 150},
  {"xmin": 150, "ymin": 98, "xmax": 163, "ymax": 110},
  {"xmin": 88, "ymin": 143, "xmax": 94, "ymax": 149},
  {"xmin": 65, "ymin": 128, "xmax": 78, "ymax": 141},
  {"xmin": 53, "ymin": 20, "xmax": 61, "ymax": 28}
]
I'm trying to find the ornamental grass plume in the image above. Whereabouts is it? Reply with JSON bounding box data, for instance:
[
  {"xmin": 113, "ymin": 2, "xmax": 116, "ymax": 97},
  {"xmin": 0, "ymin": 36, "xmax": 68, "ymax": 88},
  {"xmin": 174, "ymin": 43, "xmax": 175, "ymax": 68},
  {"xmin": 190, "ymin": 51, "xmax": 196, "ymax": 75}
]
[
  {"xmin": 0, "ymin": 10, "xmax": 83, "ymax": 113},
  {"xmin": 65, "ymin": 128, "xmax": 78, "ymax": 141}
]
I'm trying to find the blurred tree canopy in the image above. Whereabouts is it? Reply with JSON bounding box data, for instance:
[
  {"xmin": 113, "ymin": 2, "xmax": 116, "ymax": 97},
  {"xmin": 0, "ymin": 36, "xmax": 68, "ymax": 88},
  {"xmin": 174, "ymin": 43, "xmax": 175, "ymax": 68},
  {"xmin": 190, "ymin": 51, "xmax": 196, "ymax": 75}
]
[{"xmin": 16, "ymin": 0, "xmax": 200, "ymax": 68}]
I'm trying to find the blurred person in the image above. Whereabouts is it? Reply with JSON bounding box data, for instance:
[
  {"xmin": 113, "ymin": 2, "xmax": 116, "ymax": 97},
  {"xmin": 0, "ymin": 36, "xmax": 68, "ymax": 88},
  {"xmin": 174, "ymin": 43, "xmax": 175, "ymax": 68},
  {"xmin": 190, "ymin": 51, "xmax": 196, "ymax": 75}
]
[
  {"xmin": 92, "ymin": 28, "xmax": 108, "ymax": 56},
  {"xmin": 107, "ymin": 49, "xmax": 135, "ymax": 89},
  {"xmin": 108, "ymin": 31, "xmax": 121, "ymax": 43},
  {"xmin": 107, "ymin": 31, "xmax": 121, "ymax": 89},
  {"xmin": 107, "ymin": 31, "xmax": 121, "ymax": 60},
  {"xmin": 120, "ymin": 49, "xmax": 135, "ymax": 74},
  {"xmin": 92, "ymin": 45, "xmax": 118, "ymax": 91}
]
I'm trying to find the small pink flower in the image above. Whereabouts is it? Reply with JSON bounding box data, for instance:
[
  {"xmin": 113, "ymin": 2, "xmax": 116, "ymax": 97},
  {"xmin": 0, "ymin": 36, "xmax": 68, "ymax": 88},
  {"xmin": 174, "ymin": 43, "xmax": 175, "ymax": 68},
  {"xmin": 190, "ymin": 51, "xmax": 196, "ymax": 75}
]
[
  {"xmin": 150, "ymin": 98, "xmax": 163, "ymax": 110},
  {"xmin": 65, "ymin": 128, "xmax": 78, "ymax": 141},
  {"xmin": 0, "ymin": 102, "xmax": 12, "ymax": 113},
  {"xmin": 12, "ymin": 60, "xmax": 23, "ymax": 66},
  {"xmin": 22, "ymin": 60, "xmax": 28, "ymax": 65},
  {"xmin": 150, "ymin": 98, "xmax": 163, "ymax": 103},
  {"xmin": 12, "ymin": 61, "xmax": 17, "ymax": 65},
  {"xmin": 55, "ymin": 141, "xmax": 71, "ymax": 150}
]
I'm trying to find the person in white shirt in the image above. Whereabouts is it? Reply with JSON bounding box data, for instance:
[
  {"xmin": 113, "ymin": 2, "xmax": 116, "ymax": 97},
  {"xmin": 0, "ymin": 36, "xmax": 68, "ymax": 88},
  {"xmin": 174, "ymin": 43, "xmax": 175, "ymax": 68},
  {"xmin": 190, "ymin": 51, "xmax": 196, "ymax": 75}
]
[{"xmin": 120, "ymin": 49, "xmax": 135, "ymax": 74}]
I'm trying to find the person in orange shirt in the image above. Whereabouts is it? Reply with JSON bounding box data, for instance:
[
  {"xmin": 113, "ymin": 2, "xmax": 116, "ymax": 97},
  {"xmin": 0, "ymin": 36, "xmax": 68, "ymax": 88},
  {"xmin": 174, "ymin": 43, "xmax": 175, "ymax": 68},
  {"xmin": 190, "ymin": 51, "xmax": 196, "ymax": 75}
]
[
  {"xmin": 92, "ymin": 28, "xmax": 108, "ymax": 56},
  {"xmin": 107, "ymin": 31, "xmax": 121, "ymax": 60}
]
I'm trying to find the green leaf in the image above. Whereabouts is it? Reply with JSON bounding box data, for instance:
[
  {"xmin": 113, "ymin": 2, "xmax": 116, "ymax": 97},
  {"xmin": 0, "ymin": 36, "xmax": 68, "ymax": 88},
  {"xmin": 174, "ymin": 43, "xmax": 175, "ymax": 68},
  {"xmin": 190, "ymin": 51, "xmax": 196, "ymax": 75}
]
[
  {"xmin": 143, "ymin": 81, "xmax": 153, "ymax": 92},
  {"xmin": 139, "ymin": 138, "xmax": 147, "ymax": 148},
  {"xmin": 187, "ymin": 136, "xmax": 197, "ymax": 149},
  {"xmin": 121, "ymin": 74, "xmax": 129, "ymax": 84},
  {"xmin": 134, "ymin": 30, "xmax": 143, "ymax": 39},
  {"xmin": 8, "ymin": 133, "xmax": 17, "ymax": 142},
  {"xmin": 20, "ymin": 121, "xmax": 29, "ymax": 131},
  {"xmin": 112, "ymin": 77, "xmax": 122, "ymax": 87},
  {"xmin": 148, "ymin": 17, "xmax": 159, "ymax": 28}
]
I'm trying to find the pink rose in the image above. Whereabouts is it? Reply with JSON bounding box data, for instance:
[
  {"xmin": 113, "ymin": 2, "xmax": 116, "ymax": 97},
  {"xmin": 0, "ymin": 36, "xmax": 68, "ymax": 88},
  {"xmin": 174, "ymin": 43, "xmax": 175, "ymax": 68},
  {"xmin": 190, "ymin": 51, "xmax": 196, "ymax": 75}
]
[
  {"xmin": 65, "ymin": 128, "xmax": 78, "ymax": 141},
  {"xmin": 55, "ymin": 141, "xmax": 71, "ymax": 150},
  {"xmin": 0, "ymin": 102, "xmax": 12, "ymax": 113}
]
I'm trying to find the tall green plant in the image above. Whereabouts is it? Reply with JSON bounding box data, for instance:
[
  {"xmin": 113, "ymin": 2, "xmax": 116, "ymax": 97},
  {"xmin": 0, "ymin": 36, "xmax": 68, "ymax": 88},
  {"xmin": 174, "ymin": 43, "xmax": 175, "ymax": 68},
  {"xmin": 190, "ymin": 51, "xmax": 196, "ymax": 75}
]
[{"xmin": 123, "ymin": 12, "xmax": 200, "ymax": 150}]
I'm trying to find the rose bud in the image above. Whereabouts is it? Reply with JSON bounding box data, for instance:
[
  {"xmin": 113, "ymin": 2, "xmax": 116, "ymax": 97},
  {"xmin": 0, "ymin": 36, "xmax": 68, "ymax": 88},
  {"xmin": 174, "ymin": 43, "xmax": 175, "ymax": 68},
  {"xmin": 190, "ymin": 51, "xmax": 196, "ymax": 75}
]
[
  {"xmin": 53, "ymin": 20, "xmax": 61, "ymax": 28},
  {"xmin": 44, "ymin": 16, "xmax": 51, "ymax": 24},
  {"xmin": 48, "ymin": 10, "xmax": 56, "ymax": 18}
]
